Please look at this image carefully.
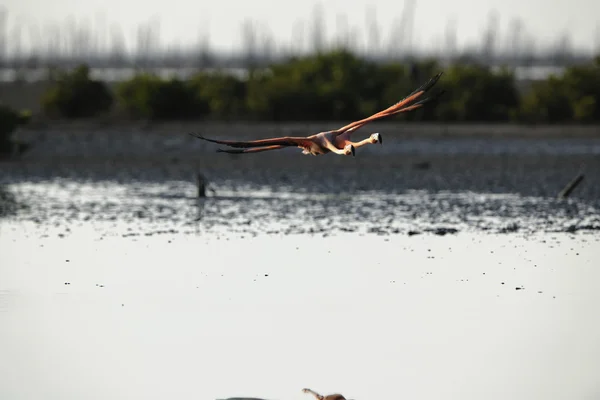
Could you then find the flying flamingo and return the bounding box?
[189,72,444,156]
[302,388,347,400]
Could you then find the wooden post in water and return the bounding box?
[558,173,584,199]
[197,173,207,198]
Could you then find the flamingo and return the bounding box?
[189,72,444,156]
[302,388,347,400]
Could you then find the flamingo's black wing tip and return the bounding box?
[413,89,447,107]
[189,132,205,140]
[216,148,243,154]
[417,71,445,94]
[428,71,444,86]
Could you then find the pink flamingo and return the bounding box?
[190,72,444,156]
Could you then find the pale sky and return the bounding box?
[1,0,599,55]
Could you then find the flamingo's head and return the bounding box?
[371,132,383,145]
[344,144,355,157]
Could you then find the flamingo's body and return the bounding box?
[302,388,347,400]
[190,72,445,156]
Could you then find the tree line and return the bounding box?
[21,50,600,123]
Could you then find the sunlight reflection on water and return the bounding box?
[2,179,599,239]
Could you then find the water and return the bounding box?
[2,180,600,237]
[2,227,600,400]
[1,127,600,400]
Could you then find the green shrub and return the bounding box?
[41,65,113,118]
[116,74,207,120]
[189,72,247,119]
[562,62,600,122]
[519,76,573,123]
[434,64,519,122]
[0,105,31,153]
[115,74,160,118]
[519,59,600,123]
[246,50,383,121]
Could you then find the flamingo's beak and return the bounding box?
[351,145,355,157]
[379,133,383,145]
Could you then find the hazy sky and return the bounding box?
[1,0,599,54]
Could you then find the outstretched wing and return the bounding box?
[216,145,286,154]
[334,72,444,135]
[189,132,312,149]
